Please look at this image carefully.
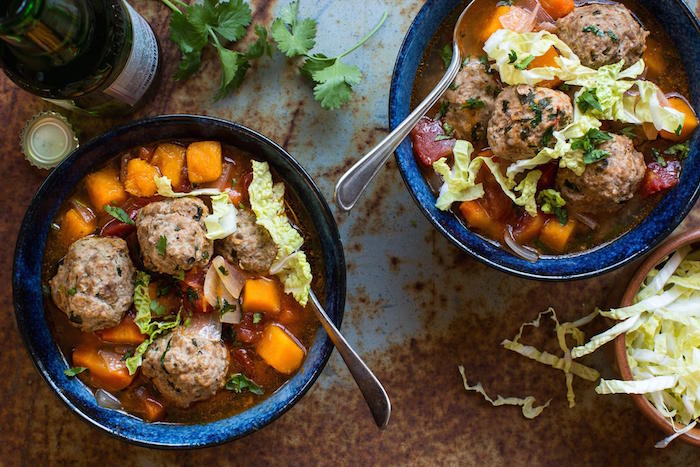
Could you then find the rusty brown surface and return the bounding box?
[1,0,699,465]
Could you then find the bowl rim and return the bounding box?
[11,114,346,449]
[388,0,700,281]
[614,228,700,447]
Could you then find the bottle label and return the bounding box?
[103,2,159,106]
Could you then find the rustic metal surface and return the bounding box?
[1,0,699,464]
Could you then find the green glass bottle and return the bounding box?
[0,0,161,115]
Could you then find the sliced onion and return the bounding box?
[500,6,536,32]
[505,226,540,262]
[212,256,246,299]
[185,310,222,340]
[220,301,242,325]
[657,89,671,108]
[269,251,299,275]
[536,21,557,33]
[573,212,598,230]
[70,199,96,224]
[95,389,122,410]
[203,265,220,308]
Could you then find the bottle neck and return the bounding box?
[0,0,89,66]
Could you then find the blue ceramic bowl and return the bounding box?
[12,115,346,448]
[390,0,700,280]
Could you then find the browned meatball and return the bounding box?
[557,3,648,70]
[442,59,501,142]
[215,210,277,274]
[136,198,213,276]
[50,236,135,332]
[556,134,646,213]
[142,326,229,408]
[487,85,573,161]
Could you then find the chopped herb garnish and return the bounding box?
[443,121,454,136]
[64,367,87,377]
[160,337,173,373]
[652,148,667,166]
[541,127,554,146]
[514,54,535,70]
[496,0,513,6]
[448,82,458,91]
[577,89,602,113]
[621,126,637,139]
[665,142,690,159]
[253,313,262,324]
[225,373,264,395]
[508,50,518,64]
[194,206,203,221]
[571,128,613,164]
[202,250,210,260]
[675,124,683,137]
[156,235,167,257]
[606,30,618,42]
[121,350,133,362]
[220,299,238,318]
[439,44,453,68]
[157,282,171,297]
[434,134,453,142]
[462,55,471,67]
[104,205,134,225]
[435,100,449,120]
[174,270,185,281]
[42,284,50,296]
[559,84,570,91]
[186,288,199,304]
[67,287,77,296]
[462,97,485,109]
[479,55,493,74]
[582,25,604,37]
[218,266,229,276]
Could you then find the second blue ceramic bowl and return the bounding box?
[12,115,346,448]
[389,0,700,280]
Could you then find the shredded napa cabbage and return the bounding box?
[432,141,541,215]
[572,248,700,444]
[458,366,550,419]
[204,193,238,240]
[248,160,312,306]
[125,309,181,375]
[153,175,222,198]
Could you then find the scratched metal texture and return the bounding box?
[1,0,699,464]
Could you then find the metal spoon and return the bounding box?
[308,290,391,428]
[334,7,471,211]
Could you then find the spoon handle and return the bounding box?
[308,291,391,429]
[334,43,462,211]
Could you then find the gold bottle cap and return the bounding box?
[21,111,79,169]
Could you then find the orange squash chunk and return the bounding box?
[529,47,563,88]
[72,344,136,391]
[186,141,222,183]
[539,218,576,252]
[58,208,96,247]
[95,316,146,345]
[459,200,504,240]
[540,0,575,19]
[85,167,127,211]
[481,5,511,43]
[243,278,281,314]
[256,324,305,374]
[660,97,698,142]
[124,158,159,197]
[151,143,186,188]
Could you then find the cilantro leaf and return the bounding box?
[253,312,262,324]
[174,50,203,81]
[299,53,332,80]
[104,205,134,225]
[508,50,517,64]
[246,24,274,60]
[64,367,87,377]
[462,97,485,110]
[311,60,362,110]
[440,44,453,68]
[665,142,690,159]
[270,14,317,57]
[583,149,610,164]
[577,89,603,113]
[514,55,534,70]
[212,0,252,42]
[169,8,208,55]
[225,373,264,395]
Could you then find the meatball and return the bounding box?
[556,134,645,213]
[136,198,213,275]
[557,3,648,70]
[142,326,229,408]
[443,59,501,142]
[487,85,573,161]
[215,210,277,274]
[50,236,135,332]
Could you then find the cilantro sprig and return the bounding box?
[162,0,273,99]
[270,1,388,110]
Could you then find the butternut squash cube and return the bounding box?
[187,141,222,183]
[256,324,305,374]
[58,208,96,247]
[72,344,136,391]
[85,167,127,211]
[152,143,186,188]
[124,158,159,197]
[243,278,281,314]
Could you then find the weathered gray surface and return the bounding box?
[0,0,698,464]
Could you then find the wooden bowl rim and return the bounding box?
[614,228,700,447]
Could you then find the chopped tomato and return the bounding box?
[409,116,455,167]
[641,160,681,196]
[100,218,135,238]
[537,162,558,190]
[179,267,211,313]
[478,165,514,222]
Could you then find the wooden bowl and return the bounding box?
[614,228,700,447]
